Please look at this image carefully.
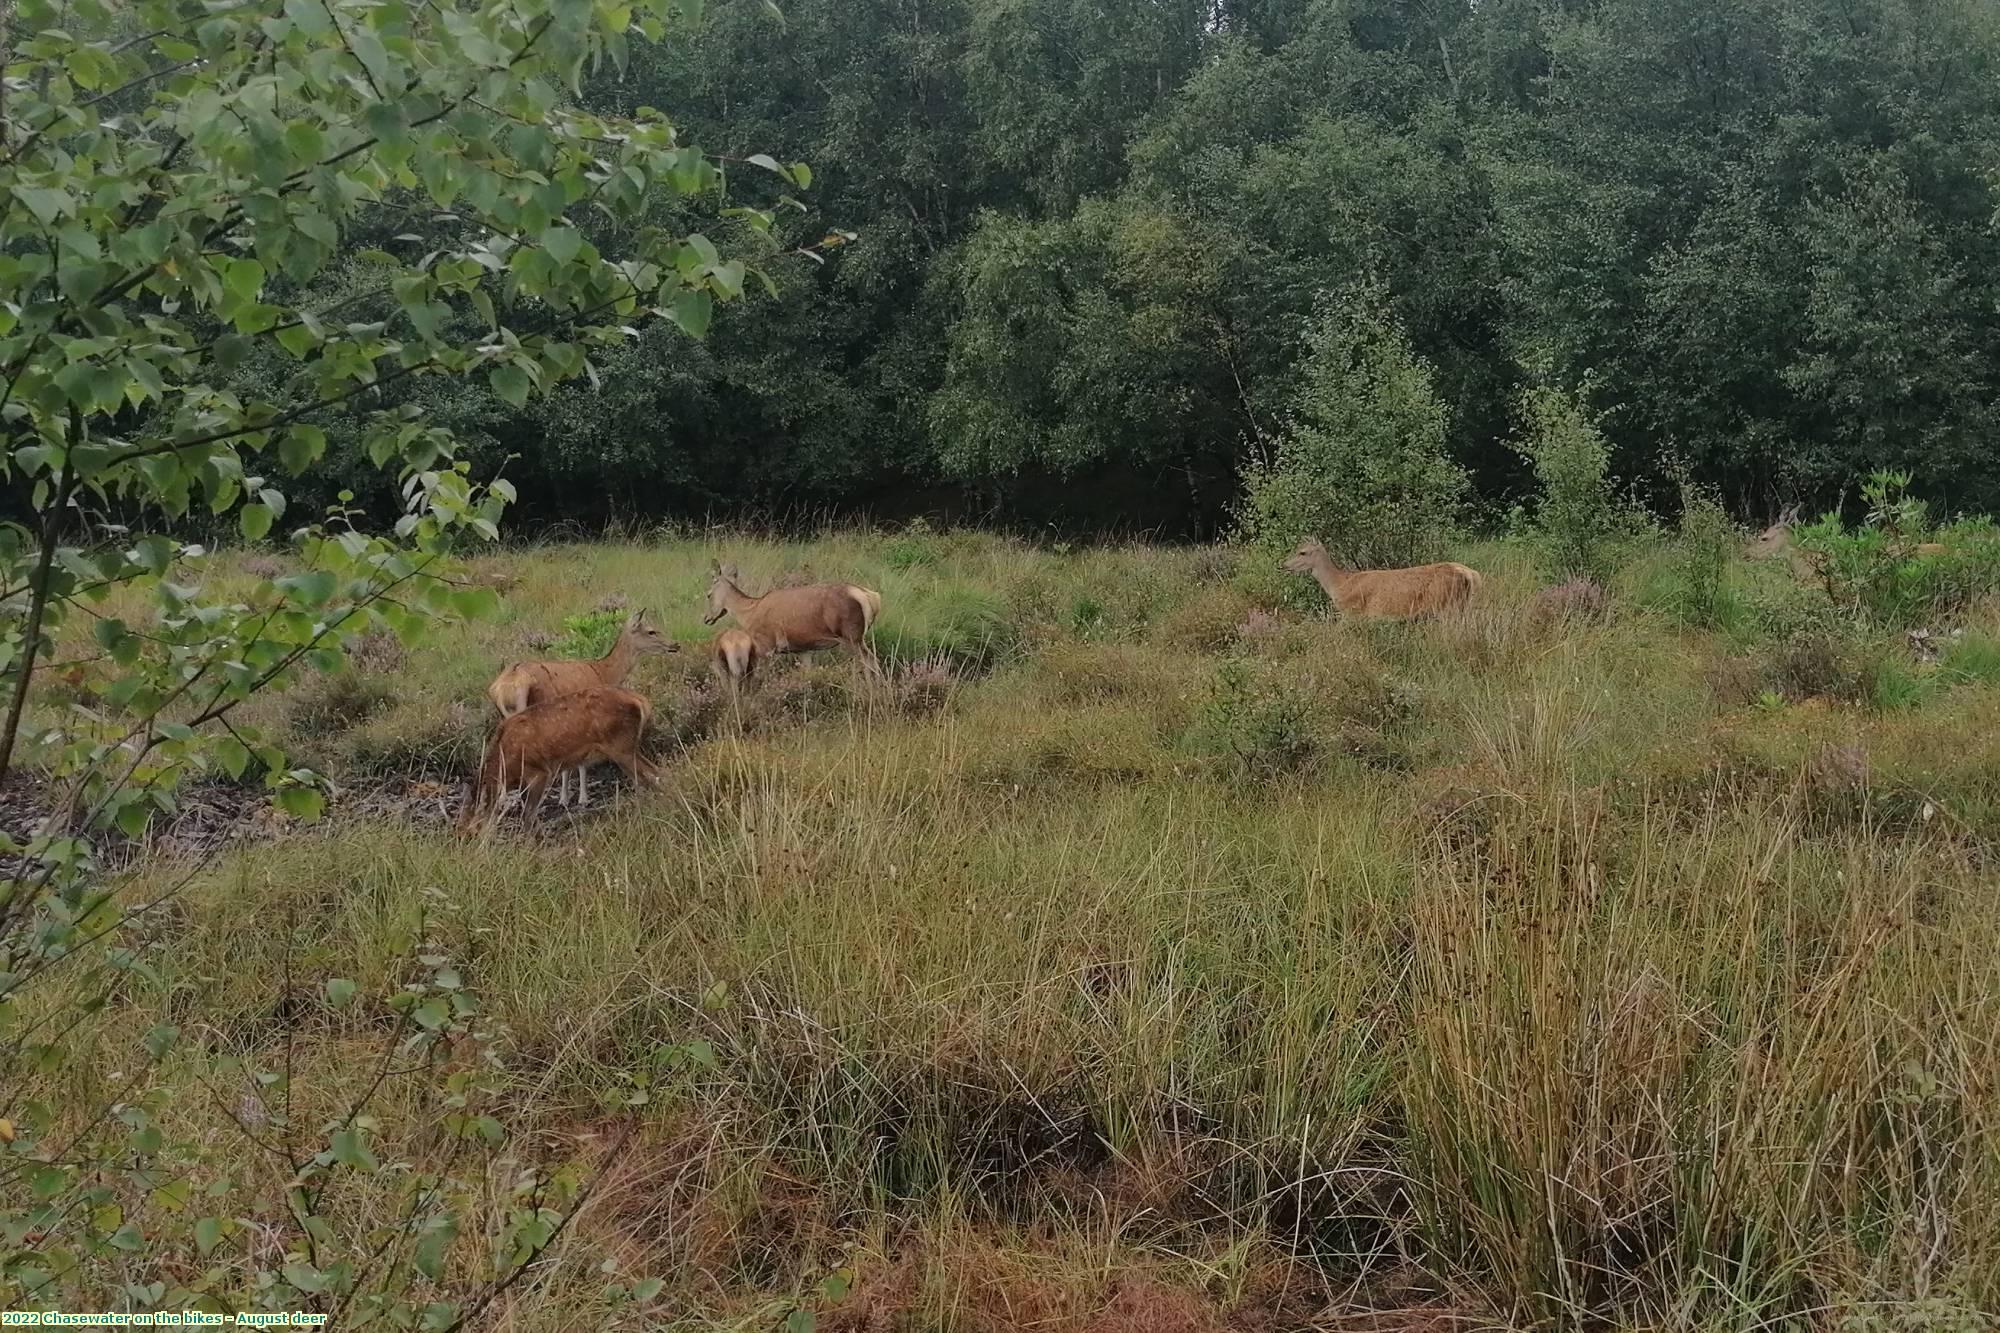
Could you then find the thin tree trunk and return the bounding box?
[0,457,74,787]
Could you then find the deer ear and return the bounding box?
[708,559,721,576]
[722,563,739,580]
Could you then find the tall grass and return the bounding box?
[22,530,2000,1329]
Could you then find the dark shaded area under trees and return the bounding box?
[231,0,2000,539]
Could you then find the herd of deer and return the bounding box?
[455,562,883,834]
[453,517,1858,834]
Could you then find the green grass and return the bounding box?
[22,530,2000,1329]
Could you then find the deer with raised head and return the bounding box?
[702,562,883,677]
[709,626,761,691]
[457,687,660,835]
[1281,538,1481,617]
[486,610,675,806]
[1750,504,1946,566]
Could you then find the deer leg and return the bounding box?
[575,763,590,809]
[519,771,554,826]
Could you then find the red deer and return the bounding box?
[1281,538,1481,617]
[710,626,761,691]
[702,562,883,678]
[486,610,675,805]
[457,687,659,835]
[1750,506,1945,566]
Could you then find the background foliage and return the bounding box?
[163,0,2000,535]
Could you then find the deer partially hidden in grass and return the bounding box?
[1281,538,1481,617]
[457,687,660,835]
[486,610,676,807]
[1748,504,1947,567]
[702,562,884,678]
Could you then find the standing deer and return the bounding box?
[1281,538,1482,617]
[486,610,676,806]
[457,687,660,835]
[702,562,883,678]
[709,626,761,691]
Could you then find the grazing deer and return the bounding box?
[1281,538,1481,617]
[486,610,676,806]
[702,562,883,678]
[709,626,761,691]
[457,687,659,836]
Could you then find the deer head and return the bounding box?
[703,562,742,625]
[1746,504,1801,560]
[1281,537,1333,576]
[623,609,678,655]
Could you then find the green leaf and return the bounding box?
[786,1310,816,1333]
[490,364,531,408]
[412,998,450,1030]
[670,288,712,339]
[195,1217,225,1257]
[450,586,501,619]
[116,800,151,840]
[13,186,72,225]
[414,1222,457,1281]
[280,425,327,474]
[631,1276,665,1303]
[276,323,320,358]
[543,227,582,264]
[220,257,266,303]
[325,978,357,1008]
[238,503,274,541]
[331,1127,379,1172]
[281,569,336,607]
[215,736,252,781]
[274,786,324,821]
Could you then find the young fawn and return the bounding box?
[1281,538,1481,617]
[486,609,675,805]
[457,687,659,836]
[702,562,883,678]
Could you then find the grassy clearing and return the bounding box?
[23,530,2000,1329]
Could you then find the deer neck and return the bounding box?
[595,629,638,685]
[720,581,759,619]
[1307,551,1352,596]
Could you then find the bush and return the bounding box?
[1793,472,2000,625]
[550,608,627,659]
[1510,386,1637,585]
[1183,658,1325,776]
[1665,480,1744,629]
[1237,285,1469,580]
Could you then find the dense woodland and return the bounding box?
[235,0,2000,535]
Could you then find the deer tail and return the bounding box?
[850,586,882,633]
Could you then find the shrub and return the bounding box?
[884,518,942,570]
[1665,480,1744,629]
[1793,473,2000,624]
[1183,659,1324,776]
[1762,626,1869,703]
[1510,386,1637,585]
[1237,284,1470,581]
[287,671,394,740]
[551,608,627,659]
[1528,578,1611,628]
[1940,631,2000,686]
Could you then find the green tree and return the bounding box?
[1238,286,1468,572]
[0,0,810,1313]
